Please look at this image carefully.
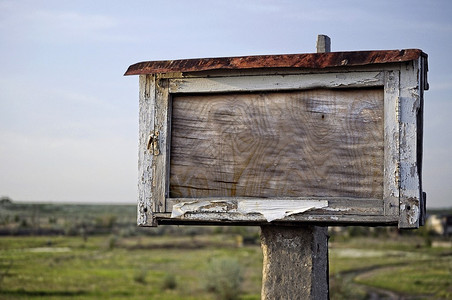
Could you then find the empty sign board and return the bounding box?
[125,49,428,228]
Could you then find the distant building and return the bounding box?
[427,214,452,236]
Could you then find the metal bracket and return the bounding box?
[147,130,160,155]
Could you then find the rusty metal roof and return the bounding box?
[124,49,426,76]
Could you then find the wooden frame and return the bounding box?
[136,58,427,228]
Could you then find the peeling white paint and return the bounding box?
[170,199,329,222]
[171,200,231,218]
[398,60,423,228]
[400,203,420,225]
[408,205,420,225]
[238,200,328,222]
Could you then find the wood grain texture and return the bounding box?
[137,75,156,226]
[153,77,170,213]
[383,71,400,217]
[169,89,384,200]
[169,72,383,94]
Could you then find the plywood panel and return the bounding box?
[170,89,384,199]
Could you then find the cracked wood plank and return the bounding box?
[398,60,423,228]
[138,75,156,226]
[169,72,383,94]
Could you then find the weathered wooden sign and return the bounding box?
[125,49,428,228]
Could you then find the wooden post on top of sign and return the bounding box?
[260,35,332,300]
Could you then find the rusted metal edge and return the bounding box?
[125,49,425,76]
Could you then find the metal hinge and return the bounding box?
[147,130,160,155]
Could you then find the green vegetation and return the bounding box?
[161,273,177,290]
[329,236,452,299]
[0,200,451,299]
[204,257,244,300]
[355,259,451,298]
[0,235,262,299]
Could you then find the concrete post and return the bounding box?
[260,225,329,299]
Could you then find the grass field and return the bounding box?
[0,201,451,299]
[0,234,263,300]
[0,234,451,299]
[329,236,452,299]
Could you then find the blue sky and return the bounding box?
[0,0,451,207]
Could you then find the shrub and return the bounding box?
[204,257,243,300]
[95,214,117,229]
[133,268,147,284]
[161,273,177,290]
[19,219,28,228]
[107,235,118,250]
[330,273,366,300]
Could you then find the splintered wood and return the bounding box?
[170,89,384,199]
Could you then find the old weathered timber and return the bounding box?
[137,75,156,226]
[170,89,384,199]
[127,48,428,228]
